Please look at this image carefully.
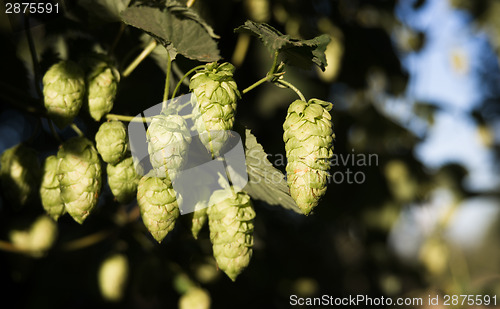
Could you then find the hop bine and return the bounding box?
[137,174,179,243]
[107,156,141,204]
[283,99,334,215]
[95,121,128,165]
[57,137,102,224]
[189,62,240,155]
[208,190,255,281]
[40,155,65,220]
[42,60,86,128]
[87,59,120,121]
[0,144,41,208]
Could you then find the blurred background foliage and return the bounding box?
[0,0,500,308]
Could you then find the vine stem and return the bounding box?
[70,123,84,137]
[48,120,62,143]
[171,65,205,99]
[122,40,157,77]
[24,14,42,100]
[241,51,280,95]
[276,79,306,101]
[106,113,151,123]
[108,23,125,57]
[162,52,172,110]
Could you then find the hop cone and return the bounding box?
[107,157,140,204]
[87,60,120,121]
[191,204,208,239]
[189,62,240,155]
[137,174,179,243]
[57,137,102,224]
[40,155,65,220]
[95,121,128,165]
[0,144,40,208]
[98,253,129,302]
[42,60,85,128]
[146,113,191,178]
[9,215,58,257]
[208,191,255,281]
[283,99,334,215]
[179,287,211,309]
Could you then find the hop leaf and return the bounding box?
[190,62,240,155]
[179,287,211,309]
[208,191,255,281]
[98,253,129,302]
[107,156,141,204]
[0,144,41,208]
[40,155,65,220]
[87,59,120,121]
[137,174,179,243]
[146,113,191,177]
[57,137,102,224]
[283,99,334,215]
[42,60,85,128]
[95,121,128,165]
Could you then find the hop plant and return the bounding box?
[40,155,65,220]
[146,113,191,178]
[0,144,41,208]
[208,190,255,281]
[283,99,334,215]
[189,62,240,155]
[179,287,211,309]
[191,203,208,239]
[137,174,179,243]
[87,59,120,121]
[107,156,141,204]
[95,121,128,165]
[57,137,102,224]
[9,215,58,257]
[42,60,86,128]
[98,253,129,302]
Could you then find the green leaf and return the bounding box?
[79,0,131,22]
[166,0,220,39]
[243,129,302,214]
[235,21,330,71]
[121,6,220,62]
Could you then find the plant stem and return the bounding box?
[70,123,84,137]
[276,79,306,101]
[48,120,62,143]
[162,52,172,110]
[122,40,157,77]
[106,113,151,123]
[242,75,270,94]
[269,51,279,75]
[108,23,125,57]
[171,65,205,99]
[24,14,42,99]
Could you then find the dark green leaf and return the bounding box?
[121,6,220,62]
[243,129,302,214]
[166,0,220,39]
[79,0,131,22]
[235,21,330,71]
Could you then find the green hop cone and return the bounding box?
[208,191,255,281]
[98,253,129,302]
[57,137,102,224]
[40,155,65,220]
[146,113,191,178]
[95,121,128,165]
[189,62,240,155]
[9,215,58,257]
[137,174,179,243]
[87,59,120,121]
[191,204,208,239]
[179,287,211,309]
[283,99,334,215]
[42,60,85,128]
[107,157,140,204]
[0,144,41,208]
